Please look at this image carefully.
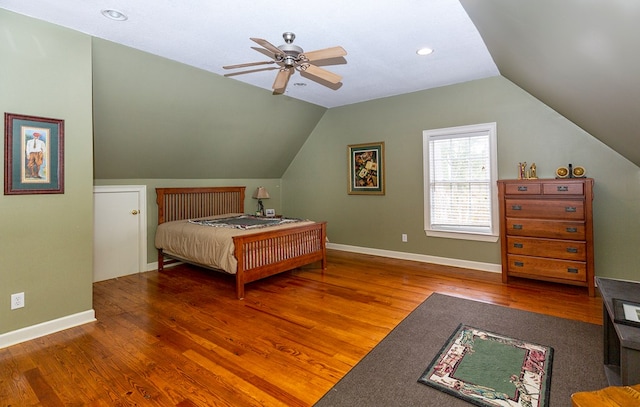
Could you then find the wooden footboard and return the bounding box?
[156,186,327,299]
[233,222,327,299]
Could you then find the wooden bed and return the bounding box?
[155,186,327,299]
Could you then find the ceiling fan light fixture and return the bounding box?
[101,9,128,21]
[282,32,296,44]
[417,47,434,56]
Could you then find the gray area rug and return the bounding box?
[315,293,607,406]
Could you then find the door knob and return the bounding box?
[131,210,139,215]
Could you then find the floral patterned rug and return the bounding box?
[418,324,553,407]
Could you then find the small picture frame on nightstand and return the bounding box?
[265,208,276,217]
[613,298,640,328]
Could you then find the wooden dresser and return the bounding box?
[497,178,595,296]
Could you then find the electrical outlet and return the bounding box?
[402,234,408,242]
[11,292,24,310]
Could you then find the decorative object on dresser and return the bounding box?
[497,178,595,296]
[518,162,537,179]
[572,165,586,178]
[155,186,327,299]
[556,164,586,179]
[555,166,569,179]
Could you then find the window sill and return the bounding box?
[425,230,499,243]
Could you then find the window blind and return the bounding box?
[428,133,491,232]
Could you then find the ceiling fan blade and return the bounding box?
[223,60,275,70]
[301,46,347,62]
[250,37,284,57]
[223,66,279,77]
[273,68,293,93]
[301,64,342,84]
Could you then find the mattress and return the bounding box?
[155,213,314,274]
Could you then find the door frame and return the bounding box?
[93,185,147,276]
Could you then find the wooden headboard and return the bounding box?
[156,186,246,224]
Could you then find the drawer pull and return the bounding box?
[566,247,578,253]
[513,224,523,230]
[517,186,528,192]
[514,261,524,267]
[513,243,523,249]
[566,227,578,233]
[567,268,579,274]
[565,206,577,212]
[557,186,569,192]
[512,205,522,211]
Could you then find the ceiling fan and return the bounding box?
[223,32,347,94]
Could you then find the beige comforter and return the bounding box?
[155,213,314,274]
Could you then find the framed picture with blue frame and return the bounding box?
[348,141,385,195]
[4,112,64,195]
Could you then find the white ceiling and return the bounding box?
[0,0,499,108]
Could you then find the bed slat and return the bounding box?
[233,222,327,298]
[157,187,245,224]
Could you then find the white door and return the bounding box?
[93,186,147,282]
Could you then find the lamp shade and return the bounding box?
[252,187,270,199]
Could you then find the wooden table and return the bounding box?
[596,277,640,386]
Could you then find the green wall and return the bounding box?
[0,10,94,334]
[91,38,327,180]
[282,76,640,281]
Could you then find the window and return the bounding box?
[423,123,498,242]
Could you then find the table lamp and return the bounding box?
[252,187,270,216]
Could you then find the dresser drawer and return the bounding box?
[505,199,585,220]
[542,182,584,195]
[506,236,586,261]
[503,181,584,196]
[505,182,541,195]
[507,255,586,282]
[505,218,586,240]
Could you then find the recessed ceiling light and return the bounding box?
[101,9,128,21]
[417,47,434,56]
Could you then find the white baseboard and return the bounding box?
[327,243,501,273]
[0,309,96,349]
[148,246,501,274]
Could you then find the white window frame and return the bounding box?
[422,122,499,242]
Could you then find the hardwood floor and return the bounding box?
[0,250,602,406]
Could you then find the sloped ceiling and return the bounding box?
[91,38,328,179]
[460,0,640,167]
